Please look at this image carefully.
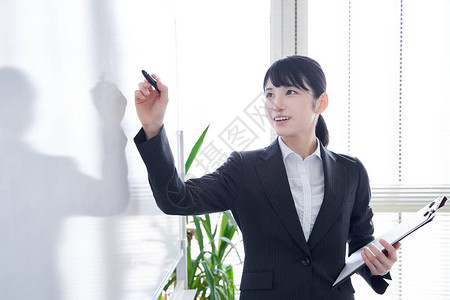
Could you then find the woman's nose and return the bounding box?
[268,96,284,111]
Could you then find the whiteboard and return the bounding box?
[0,1,181,299]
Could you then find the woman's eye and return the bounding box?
[265,93,273,98]
[286,90,297,95]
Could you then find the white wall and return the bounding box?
[0,1,181,299]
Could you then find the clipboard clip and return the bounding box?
[424,196,447,218]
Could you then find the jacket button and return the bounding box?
[300,257,311,266]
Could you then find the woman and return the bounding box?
[134,55,400,299]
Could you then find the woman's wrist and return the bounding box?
[143,123,163,140]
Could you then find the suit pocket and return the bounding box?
[239,270,273,291]
[338,280,355,294]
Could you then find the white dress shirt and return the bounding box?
[278,137,325,241]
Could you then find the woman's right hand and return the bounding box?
[134,74,168,139]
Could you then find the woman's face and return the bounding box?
[264,79,318,140]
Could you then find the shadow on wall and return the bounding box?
[0,67,130,300]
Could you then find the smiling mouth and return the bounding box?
[274,116,291,122]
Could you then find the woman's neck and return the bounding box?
[280,134,318,160]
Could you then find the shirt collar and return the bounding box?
[278,136,322,161]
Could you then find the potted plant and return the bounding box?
[158,126,242,300]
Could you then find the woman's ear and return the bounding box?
[315,92,328,114]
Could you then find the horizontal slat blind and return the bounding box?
[353,212,450,299]
[371,185,450,212]
[307,0,450,298]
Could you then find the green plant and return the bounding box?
[186,210,241,300]
[158,125,242,300]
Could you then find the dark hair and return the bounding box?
[263,55,329,147]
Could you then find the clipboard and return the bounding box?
[331,195,448,290]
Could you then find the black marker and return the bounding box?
[142,70,160,93]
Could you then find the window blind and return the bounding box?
[307,0,450,298]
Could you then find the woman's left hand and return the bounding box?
[361,238,401,276]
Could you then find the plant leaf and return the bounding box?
[215,286,228,299]
[193,216,204,251]
[201,261,217,300]
[218,213,236,260]
[185,125,210,173]
[186,245,192,286]
[201,215,217,266]
[190,250,207,276]
[203,215,213,240]
[218,236,243,264]
[225,265,235,299]
[224,210,239,233]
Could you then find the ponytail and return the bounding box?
[315,114,329,147]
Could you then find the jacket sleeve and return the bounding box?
[134,126,242,215]
[349,157,391,294]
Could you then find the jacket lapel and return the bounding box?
[256,139,310,255]
[307,143,347,251]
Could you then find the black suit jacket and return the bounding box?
[135,126,390,300]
